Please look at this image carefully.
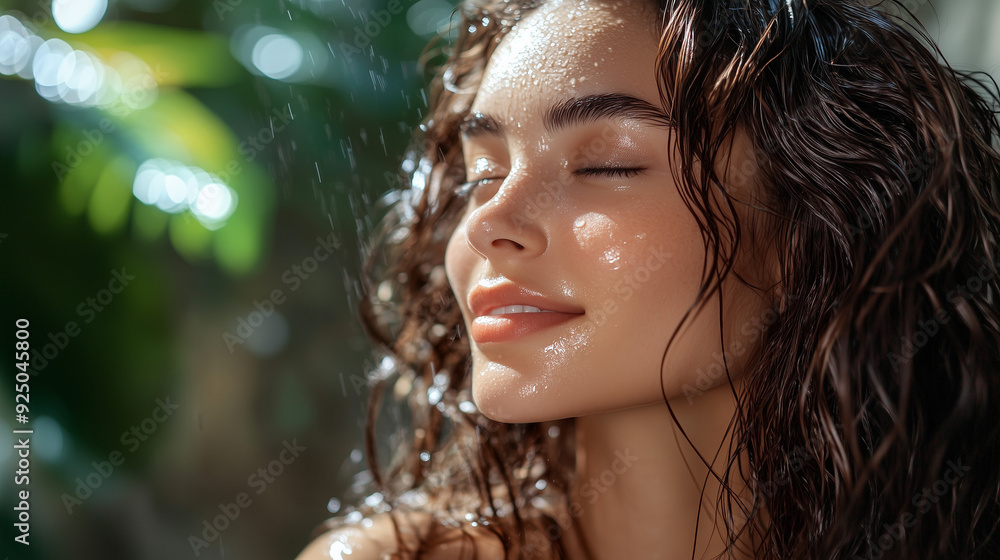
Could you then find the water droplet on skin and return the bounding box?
[329,538,353,559]
[604,248,620,265]
[474,157,492,174]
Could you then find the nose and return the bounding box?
[463,170,549,261]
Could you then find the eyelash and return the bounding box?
[577,167,645,178]
[456,167,646,196]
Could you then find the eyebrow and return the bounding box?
[459,93,673,140]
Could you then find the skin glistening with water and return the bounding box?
[297,1,775,558]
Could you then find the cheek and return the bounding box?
[571,204,706,326]
[569,202,721,392]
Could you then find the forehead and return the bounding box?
[472,0,662,117]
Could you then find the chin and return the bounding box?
[472,387,538,424]
[471,379,633,424]
[468,360,573,423]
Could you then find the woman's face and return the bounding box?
[444,0,774,423]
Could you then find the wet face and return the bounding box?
[444,0,774,423]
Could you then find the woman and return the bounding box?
[298,0,1000,558]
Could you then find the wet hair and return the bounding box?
[321,0,1000,558]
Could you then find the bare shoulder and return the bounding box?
[295,510,506,560]
[294,513,398,560]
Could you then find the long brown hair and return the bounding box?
[329,0,1000,558]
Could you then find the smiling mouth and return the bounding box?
[487,305,554,315]
[471,308,584,343]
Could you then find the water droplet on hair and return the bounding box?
[364,492,384,508]
[459,400,477,413]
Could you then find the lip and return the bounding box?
[467,283,584,343]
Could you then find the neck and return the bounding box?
[562,383,751,560]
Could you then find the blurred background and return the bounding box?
[0,0,996,559]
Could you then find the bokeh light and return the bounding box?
[132,158,238,228]
[251,33,303,80]
[1,19,160,111]
[0,15,34,76]
[231,25,325,83]
[407,0,454,36]
[52,0,109,34]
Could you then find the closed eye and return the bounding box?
[456,177,502,197]
[575,167,646,179]
[456,167,645,197]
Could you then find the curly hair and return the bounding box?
[320,0,1000,558]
